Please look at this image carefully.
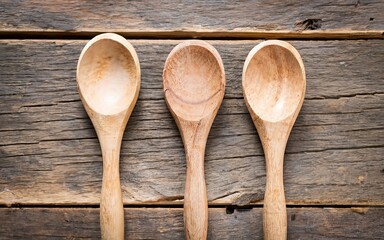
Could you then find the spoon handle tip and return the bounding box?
[100,147,124,240]
[184,151,208,240]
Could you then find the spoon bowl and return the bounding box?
[243,40,305,240]
[77,34,140,115]
[163,40,225,240]
[243,42,305,122]
[77,33,140,240]
[164,41,225,121]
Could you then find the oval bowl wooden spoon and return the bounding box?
[163,40,225,240]
[77,33,140,240]
[242,40,306,240]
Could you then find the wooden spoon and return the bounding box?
[242,40,306,240]
[77,33,140,239]
[163,40,225,240]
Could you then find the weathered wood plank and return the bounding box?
[0,40,383,205]
[0,40,382,101]
[0,207,383,239]
[0,1,383,39]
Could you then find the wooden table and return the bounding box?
[0,1,383,239]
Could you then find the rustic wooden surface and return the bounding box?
[0,0,383,238]
[0,0,383,38]
[1,40,383,206]
[1,207,383,239]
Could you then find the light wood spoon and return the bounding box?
[163,40,225,240]
[77,33,140,239]
[242,40,306,240]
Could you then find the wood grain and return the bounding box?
[0,1,383,39]
[0,207,383,239]
[0,40,383,206]
[77,33,141,240]
[163,40,226,240]
[243,40,307,239]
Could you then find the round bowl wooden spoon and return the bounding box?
[242,40,306,240]
[163,40,225,240]
[77,33,140,240]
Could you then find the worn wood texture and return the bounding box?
[0,40,383,206]
[0,207,383,239]
[0,1,383,38]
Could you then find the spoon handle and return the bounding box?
[263,139,287,240]
[100,147,124,240]
[184,149,208,240]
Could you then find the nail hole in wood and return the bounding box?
[295,19,322,31]
[226,206,235,214]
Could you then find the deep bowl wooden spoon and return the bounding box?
[163,40,225,240]
[77,33,140,239]
[242,40,306,240]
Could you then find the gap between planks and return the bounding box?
[2,202,384,208]
[0,30,383,40]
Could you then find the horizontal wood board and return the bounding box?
[0,207,383,239]
[0,1,383,38]
[0,40,383,206]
